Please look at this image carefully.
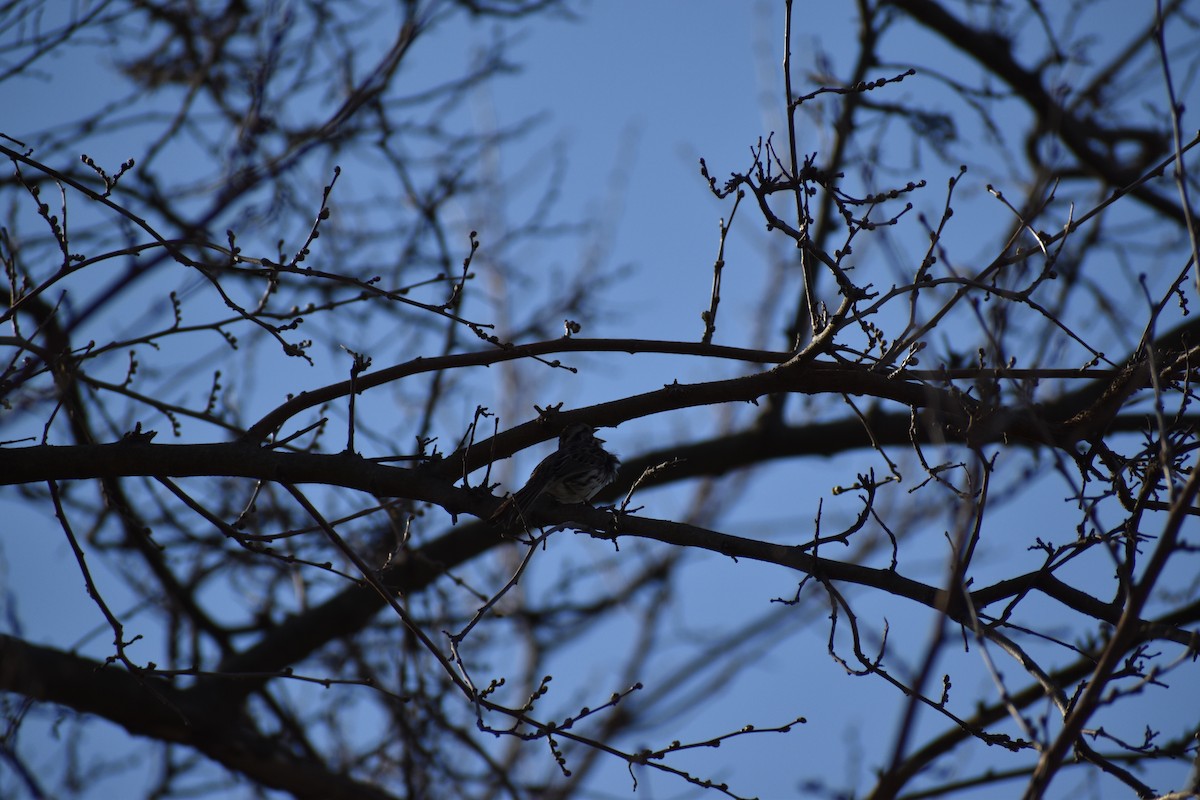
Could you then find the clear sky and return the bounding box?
[2,1,1197,798]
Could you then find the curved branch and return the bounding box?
[0,635,400,800]
[887,0,1192,224]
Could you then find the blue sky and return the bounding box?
[2,1,1198,798]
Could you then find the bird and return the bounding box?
[488,423,620,529]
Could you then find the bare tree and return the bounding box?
[2,1,1198,799]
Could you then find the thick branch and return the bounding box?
[0,441,471,512]
[0,635,399,800]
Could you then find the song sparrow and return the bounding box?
[489,423,620,528]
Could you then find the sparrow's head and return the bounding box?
[559,423,601,446]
